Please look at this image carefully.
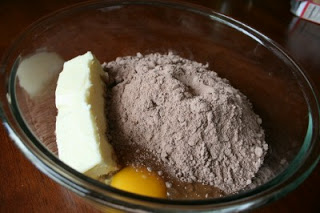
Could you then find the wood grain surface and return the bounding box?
[0,0,319,212]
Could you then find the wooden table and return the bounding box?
[0,0,319,212]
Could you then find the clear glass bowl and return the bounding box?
[0,0,319,212]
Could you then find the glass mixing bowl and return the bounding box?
[0,0,319,212]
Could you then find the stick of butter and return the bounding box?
[55,51,118,179]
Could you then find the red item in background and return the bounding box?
[291,0,320,24]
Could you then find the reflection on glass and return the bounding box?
[17,51,64,98]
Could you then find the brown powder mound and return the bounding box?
[103,52,268,194]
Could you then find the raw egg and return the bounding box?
[110,166,166,198]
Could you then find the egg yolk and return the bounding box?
[110,166,166,198]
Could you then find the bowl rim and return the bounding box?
[1,0,319,211]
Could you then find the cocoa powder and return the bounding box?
[103,52,268,194]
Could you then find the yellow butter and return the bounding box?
[55,51,118,179]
